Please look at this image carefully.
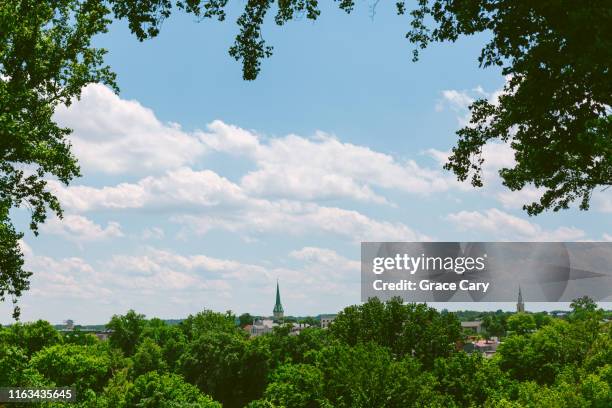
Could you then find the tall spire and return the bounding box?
[517,286,525,313]
[273,279,284,321]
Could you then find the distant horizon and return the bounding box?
[6,301,611,327]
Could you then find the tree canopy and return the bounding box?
[0,299,610,407]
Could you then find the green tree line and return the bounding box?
[1,297,610,407]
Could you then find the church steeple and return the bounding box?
[273,280,284,321]
[517,286,525,313]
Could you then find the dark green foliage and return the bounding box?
[0,320,63,356]
[257,363,330,408]
[107,309,147,356]
[124,372,222,407]
[329,297,462,367]
[254,343,448,407]
[180,329,269,407]
[29,343,112,393]
[179,309,239,341]
[239,312,255,327]
[63,330,100,346]
[131,337,166,377]
[0,298,610,407]
[506,312,536,335]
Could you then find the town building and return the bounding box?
[320,314,336,329]
[471,339,500,358]
[250,319,277,337]
[461,320,483,334]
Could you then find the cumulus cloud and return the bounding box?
[173,201,425,242]
[446,208,586,241]
[41,214,123,243]
[56,86,459,204]
[22,248,110,300]
[495,187,544,210]
[17,241,360,316]
[435,90,475,125]
[49,167,245,212]
[199,121,458,204]
[594,192,612,213]
[50,166,426,242]
[141,227,165,240]
[54,84,206,174]
[289,247,360,282]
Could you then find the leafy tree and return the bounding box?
[0,320,63,356]
[497,318,594,385]
[506,312,536,335]
[141,318,187,371]
[0,342,47,387]
[533,312,552,329]
[330,297,462,367]
[124,372,221,408]
[433,352,516,407]
[180,330,266,408]
[253,326,329,371]
[131,337,166,378]
[63,330,99,346]
[107,310,147,356]
[406,1,612,215]
[179,309,240,341]
[569,296,604,323]
[239,312,255,328]
[254,363,331,408]
[0,205,30,320]
[579,371,611,408]
[29,343,112,394]
[481,313,507,338]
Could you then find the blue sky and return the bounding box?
[3,3,610,324]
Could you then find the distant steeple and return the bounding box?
[273,280,284,321]
[517,286,525,313]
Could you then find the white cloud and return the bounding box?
[22,248,110,300]
[435,90,474,125]
[199,121,457,203]
[141,227,165,240]
[49,167,245,212]
[594,192,612,213]
[446,208,586,241]
[55,84,206,174]
[289,247,360,281]
[48,180,147,212]
[173,202,426,242]
[41,214,123,242]
[51,167,426,242]
[56,87,459,204]
[17,241,360,314]
[495,187,544,210]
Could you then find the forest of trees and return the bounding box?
[1,297,610,407]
